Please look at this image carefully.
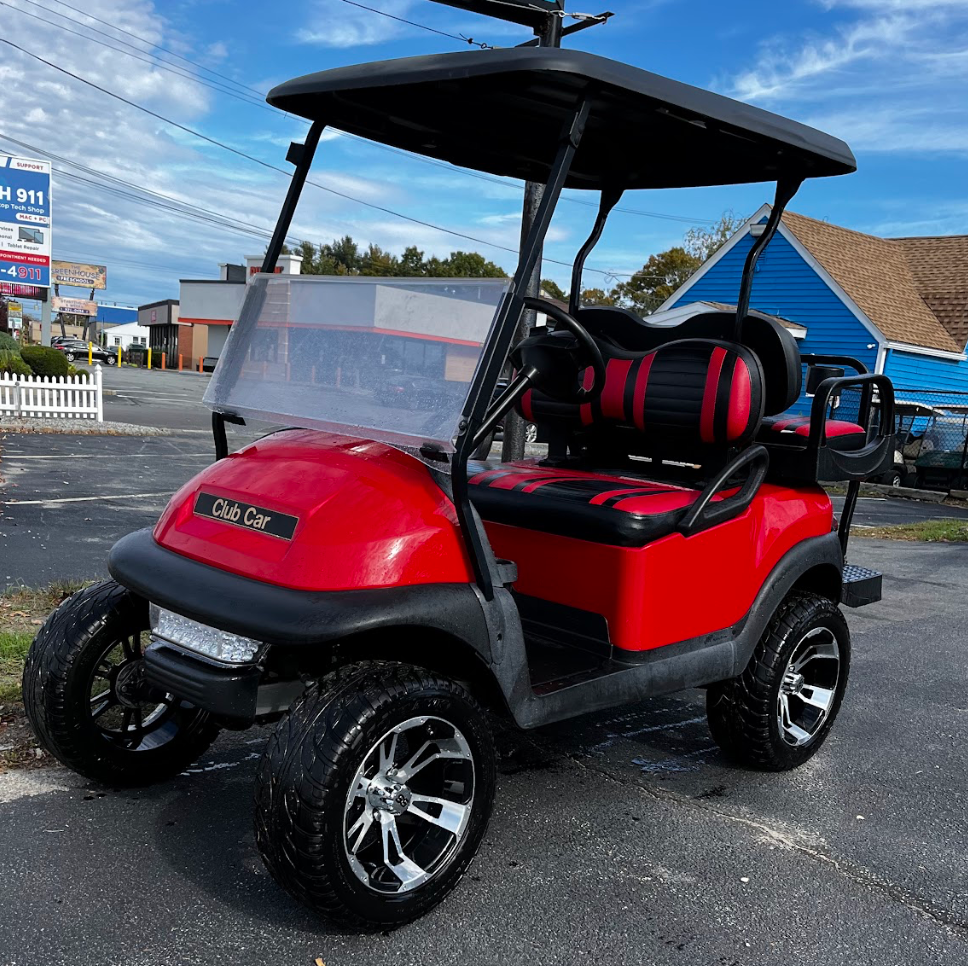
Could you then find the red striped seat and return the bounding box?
[518,338,764,452]
[467,460,728,546]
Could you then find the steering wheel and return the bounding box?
[520,296,607,403]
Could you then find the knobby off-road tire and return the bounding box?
[706,593,850,771]
[254,661,496,929]
[22,580,220,786]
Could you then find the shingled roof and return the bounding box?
[893,235,968,351]
[780,210,963,354]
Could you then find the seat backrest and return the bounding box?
[519,337,765,455]
[577,306,801,416]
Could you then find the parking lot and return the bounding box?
[2,371,968,965]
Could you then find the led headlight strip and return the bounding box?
[149,604,263,665]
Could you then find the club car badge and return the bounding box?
[194,492,298,540]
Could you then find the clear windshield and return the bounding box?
[204,275,510,467]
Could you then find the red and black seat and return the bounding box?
[468,460,728,547]
[468,337,764,545]
[519,337,764,456]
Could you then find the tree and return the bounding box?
[579,287,616,307]
[684,210,743,263]
[540,278,566,301]
[359,243,399,276]
[291,236,507,279]
[399,246,426,276]
[612,247,701,315]
[296,240,318,274]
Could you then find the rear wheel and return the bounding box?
[65,351,76,361]
[22,580,220,786]
[254,661,496,928]
[706,593,850,771]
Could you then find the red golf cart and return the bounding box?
[24,47,894,927]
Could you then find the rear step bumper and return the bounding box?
[842,564,882,607]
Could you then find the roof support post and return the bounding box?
[502,7,566,463]
[454,97,592,599]
[734,176,802,340]
[261,120,326,274]
[569,186,623,317]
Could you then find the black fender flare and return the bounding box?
[108,529,494,658]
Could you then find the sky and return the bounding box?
[0,0,966,310]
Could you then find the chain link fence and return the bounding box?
[830,387,968,494]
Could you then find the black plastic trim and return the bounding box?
[144,642,261,720]
[109,529,492,656]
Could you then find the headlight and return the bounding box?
[149,604,263,665]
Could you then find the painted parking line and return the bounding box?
[4,454,211,460]
[5,492,173,505]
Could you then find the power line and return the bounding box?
[0,134,303,248]
[0,38,676,282]
[336,0,492,48]
[3,0,276,114]
[9,0,714,227]
[45,0,267,99]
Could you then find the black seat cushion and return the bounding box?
[518,338,764,456]
[468,460,728,547]
[577,306,802,416]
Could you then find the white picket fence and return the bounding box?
[0,363,103,421]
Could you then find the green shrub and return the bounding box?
[0,332,19,352]
[21,345,69,378]
[0,354,32,376]
[66,365,90,381]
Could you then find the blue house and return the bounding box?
[662,207,968,404]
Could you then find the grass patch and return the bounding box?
[0,581,89,695]
[860,519,968,542]
[0,582,89,771]
[0,632,32,703]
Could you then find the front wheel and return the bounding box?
[706,593,850,771]
[22,580,220,786]
[254,662,496,929]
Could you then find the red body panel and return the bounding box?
[483,482,833,652]
[153,430,473,591]
[153,429,831,652]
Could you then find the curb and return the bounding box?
[863,484,947,504]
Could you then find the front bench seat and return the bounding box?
[468,337,765,546]
[468,460,729,547]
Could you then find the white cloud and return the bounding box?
[0,0,408,304]
[297,0,417,47]
[721,0,968,158]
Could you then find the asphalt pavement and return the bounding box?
[1,537,967,965]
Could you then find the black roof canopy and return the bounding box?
[267,48,856,191]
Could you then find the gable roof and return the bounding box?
[892,235,968,350]
[780,211,961,354]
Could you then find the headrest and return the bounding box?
[519,337,765,451]
[576,306,801,416]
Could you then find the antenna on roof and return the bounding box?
[427,0,614,460]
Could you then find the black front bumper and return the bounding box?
[145,642,261,720]
[108,528,491,652]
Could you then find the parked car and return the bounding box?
[52,339,118,365]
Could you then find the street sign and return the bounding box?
[0,155,51,288]
[52,295,97,316]
[51,260,106,290]
[7,300,23,330]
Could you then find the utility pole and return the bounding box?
[428,0,611,460]
[501,9,564,462]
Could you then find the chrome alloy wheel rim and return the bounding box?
[777,627,841,747]
[343,716,475,894]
